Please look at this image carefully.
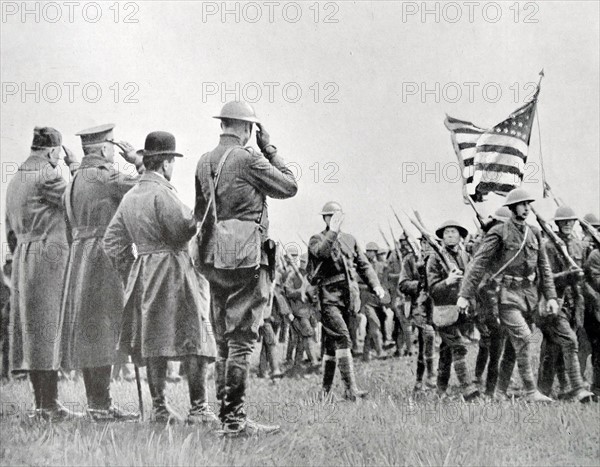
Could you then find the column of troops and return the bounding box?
[1,101,599,437]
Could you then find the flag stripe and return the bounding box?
[476,133,529,155]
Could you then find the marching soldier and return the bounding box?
[537,206,595,402]
[426,220,478,400]
[60,124,142,421]
[583,214,600,397]
[284,252,320,375]
[457,188,558,402]
[194,101,297,436]
[399,236,436,390]
[4,127,81,419]
[104,131,217,424]
[361,242,387,361]
[473,207,511,397]
[307,202,385,400]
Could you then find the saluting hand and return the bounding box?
[445,269,463,286]
[256,123,270,152]
[329,211,344,233]
[546,298,559,316]
[62,145,79,166]
[114,140,138,164]
[374,286,386,300]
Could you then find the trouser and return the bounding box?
[321,303,353,357]
[348,313,361,352]
[29,370,59,410]
[1,302,9,379]
[258,322,281,377]
[207,266,270,425]
[538,339,568,395]
[436,324,472,392]
[286,323,299,362]
[496,305,536,395]
[83,366,112,409]
[415,325,435,382]
[363,304,384,355]
[394,310,414,355]
[538,313,586,395]
[577,326,592,378]
[584,313,600,393]
[475,322,506,395]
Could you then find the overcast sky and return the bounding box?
[2,1,599,255]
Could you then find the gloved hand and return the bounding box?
[256,123,271,152]
[546,298,559,316]
[113,140,138,164]
[457,296,470,313]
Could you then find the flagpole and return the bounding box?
[534,70,562,207]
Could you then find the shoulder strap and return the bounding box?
[64,172,79,227]
[198,146,239,228]
[489,224,529,281]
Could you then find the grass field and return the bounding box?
[1,333,599,467]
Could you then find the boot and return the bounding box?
[570,388,597,403]
[304,338,320,374]
[214,359,227,422]
[322,355,337,396]
[453,347,480,401]
[523,390,553,403]
[267,344,283,379]
[220,358,279,436]
[166,361,182,383]
[516,343,537,396]
[84,366,138,422]
[186,356,219,426]
[336,349,367,401]
[147,358,181,424]
[30,371,83,421]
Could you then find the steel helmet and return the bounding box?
[319,201,343,215]
[435,220,469,239]
[213,101,260,124]
[492,206,512,222]
[503,188,535,207]
[554,205,578,222]
[583,213,600,227]
[365,242,380,251]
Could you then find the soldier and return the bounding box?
[582,214,600,397]
[399,236,436,391]
[4,127,81,419]
[284,252,320,376]
[60,124,142,421]
[427,220,479,400]
[395,235,417,357]
[473,207,511,397]
[457,188,558,402]
[104,131,217,424]
[307,202,385,400]
[194,101,297,436]
[537,206,595,402]
[360,242,388,361]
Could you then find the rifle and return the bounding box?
[378,225,392,250]
[298,235,309,249]
[388,221,403,262]
[404,211,458,274]
[580,217,600,250]
[390,205,420,259]
[531,207,580,270]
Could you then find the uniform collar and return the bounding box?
[20,154,52,170]
[219,133,243,147]
[79,154,112,169]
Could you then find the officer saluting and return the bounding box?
[307,202,385,400]
[61,124,141,421]
[194,101,297,436]
[457,188,558,402]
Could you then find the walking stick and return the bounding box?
[134,364,144,420]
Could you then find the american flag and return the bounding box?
[444,115,486,198]
[445,87,539,202]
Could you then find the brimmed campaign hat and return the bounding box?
[436,220,469,239]
[31,126,62,149]
[136,131,183,158]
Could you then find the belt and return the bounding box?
[501,273,537,288]
[136,244,187,255]
[321,273,346,286]
[72,226,106,240]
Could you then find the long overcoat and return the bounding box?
[4,155,69,370]
[60,155,137,369]
[103,171,216,362]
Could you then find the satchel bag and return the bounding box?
[198,146,265,270]
[432,304,460,328]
